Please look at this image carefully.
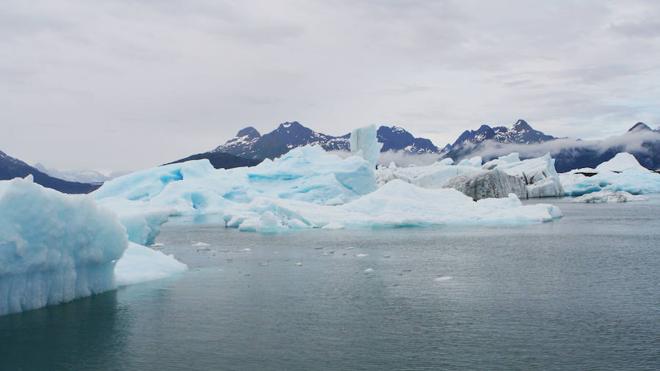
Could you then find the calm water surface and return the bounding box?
[1,197,659,370]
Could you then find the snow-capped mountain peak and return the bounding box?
[445,119,556,161]
[512,119,532,131]
[377,125,439,153]
[212,122,441,160]
[236,126,261,139]
[1,150,100,193]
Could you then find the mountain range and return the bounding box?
[3,119,659,194]
[0,151,101,194]
[442,120,660,172]
[211,121,439,160]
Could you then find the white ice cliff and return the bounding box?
[350,125,383,168]
[0,178,186,316]
[560,153,660,196]
[483,153,564,198]
[443,169,528,201]
[376,152,564,199]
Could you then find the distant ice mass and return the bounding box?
[377,151,564,199]
[93,142,562,240]
[572,190,649,203]
[561,153,660,196]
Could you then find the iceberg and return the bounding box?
[0,178,126,316]
[376,159,483,189]
[114,243,187,287]
[95,146,378,243]
[94,143,562,236]
[595,152,649,173]
[482,153,564,198]
[222,180,561,232]
[350,125,383,168]
[376,152,564,199]
[572,190,649,203]
[443,169,527,201]
[0,178,187,316]
[560,153,660,196]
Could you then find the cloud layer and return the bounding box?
[2,0,660,171]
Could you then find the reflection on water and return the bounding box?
[0,291,122,369]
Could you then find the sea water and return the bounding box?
[1,197,659,370]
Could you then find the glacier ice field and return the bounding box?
[2,127,660,315]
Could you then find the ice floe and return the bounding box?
[571,190,649,203]
[114,243,187,286]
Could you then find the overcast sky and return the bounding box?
[2,0,660,171]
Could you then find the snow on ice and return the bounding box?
[560,153,660,196]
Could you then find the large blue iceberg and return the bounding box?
[0,179,126,316]
[0,178,186,316]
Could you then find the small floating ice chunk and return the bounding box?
[572,190,649,203]
[295,262,303,266]
[241,248,252,252]
[356,253,369,258]
[192,241,210,247]
[115,243,188,286]
[364,268,374,273]
[322,222,344,230]
[434,276,453,282]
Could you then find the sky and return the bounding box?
[2,0,660,172]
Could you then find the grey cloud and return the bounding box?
[1,0,659,171]
[610,21,660,39]
[470,131,660,162]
